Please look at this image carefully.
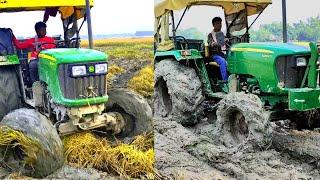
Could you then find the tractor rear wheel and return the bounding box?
[215,92,272,148]
[105,88,153,137]
[0,66,23,120]
[154,59,204,126]
[0,108,64,178]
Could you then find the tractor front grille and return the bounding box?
[276,56,309,88]
[58,64,107,99]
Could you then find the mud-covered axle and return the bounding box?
[58,104,126,136]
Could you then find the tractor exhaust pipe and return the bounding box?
[85,0,94,49]
[282,0,288,43]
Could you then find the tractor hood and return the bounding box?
[231,42,310,56]
[155,0,272,17]
[39,48,108,64]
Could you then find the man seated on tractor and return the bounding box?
[207,17,228,81]
[12,21,56,85]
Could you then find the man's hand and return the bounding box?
[209,41,219,47]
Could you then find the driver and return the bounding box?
[12,21,55,85]
[207,17,228,81]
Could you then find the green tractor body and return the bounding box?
[38,48,108,107]
[0,1,152,137]
[228,42,320,111]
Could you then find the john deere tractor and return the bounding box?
[154,0,320,147]
[0,0,152,177]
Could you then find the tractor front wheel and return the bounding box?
[105,88,153,137]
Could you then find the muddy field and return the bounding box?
[155,108,320,179]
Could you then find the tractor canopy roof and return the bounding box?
[0,0,94,19]
[155,0,272,17]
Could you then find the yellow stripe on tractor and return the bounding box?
[38,54,56,62]
[231,47,274,54]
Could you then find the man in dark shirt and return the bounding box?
[12,21,56,85]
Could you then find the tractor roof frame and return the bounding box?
[155,0,272,41]
[0,0,95,49]
[155,0,272,18]
[0,0,93,13]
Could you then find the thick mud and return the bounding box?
[154,118,228,179]
[155,93,320,179]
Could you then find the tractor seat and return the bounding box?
[0,28,15,55]
[208,61,220,67]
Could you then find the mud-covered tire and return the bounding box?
[154,59,204,126]
[0,66,22,120]
[105,88,153,137]
[215,92,272,148]
[0,108,64,178]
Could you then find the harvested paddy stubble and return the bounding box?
[63,132,157,179]
[128,65,154,98]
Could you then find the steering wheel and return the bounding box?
[225,36,242,48]
[68,37,81,48]
[174,35,189,44]
[229,36,242,42]
[37,42,57,50]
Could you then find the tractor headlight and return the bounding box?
[95,63,108,74]
[296,57,307,67]
[72,65,87,76]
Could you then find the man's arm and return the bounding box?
[12,36,34,49]
[207,33,218,47]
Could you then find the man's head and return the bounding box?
[35,21,47,38]
[212,17,222,32]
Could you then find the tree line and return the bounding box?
[250,16,320,42]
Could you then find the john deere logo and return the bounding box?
[89,66,95,73]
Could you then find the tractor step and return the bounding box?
[25,99,35,107]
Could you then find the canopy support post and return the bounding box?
[282,0,288,43]
[85,0,93,49]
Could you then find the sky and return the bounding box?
[156,0,320,34]
[1,0,319,38]
[0,0,154,37]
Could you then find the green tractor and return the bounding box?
[154,0,320,146]
[0,0,152,177]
